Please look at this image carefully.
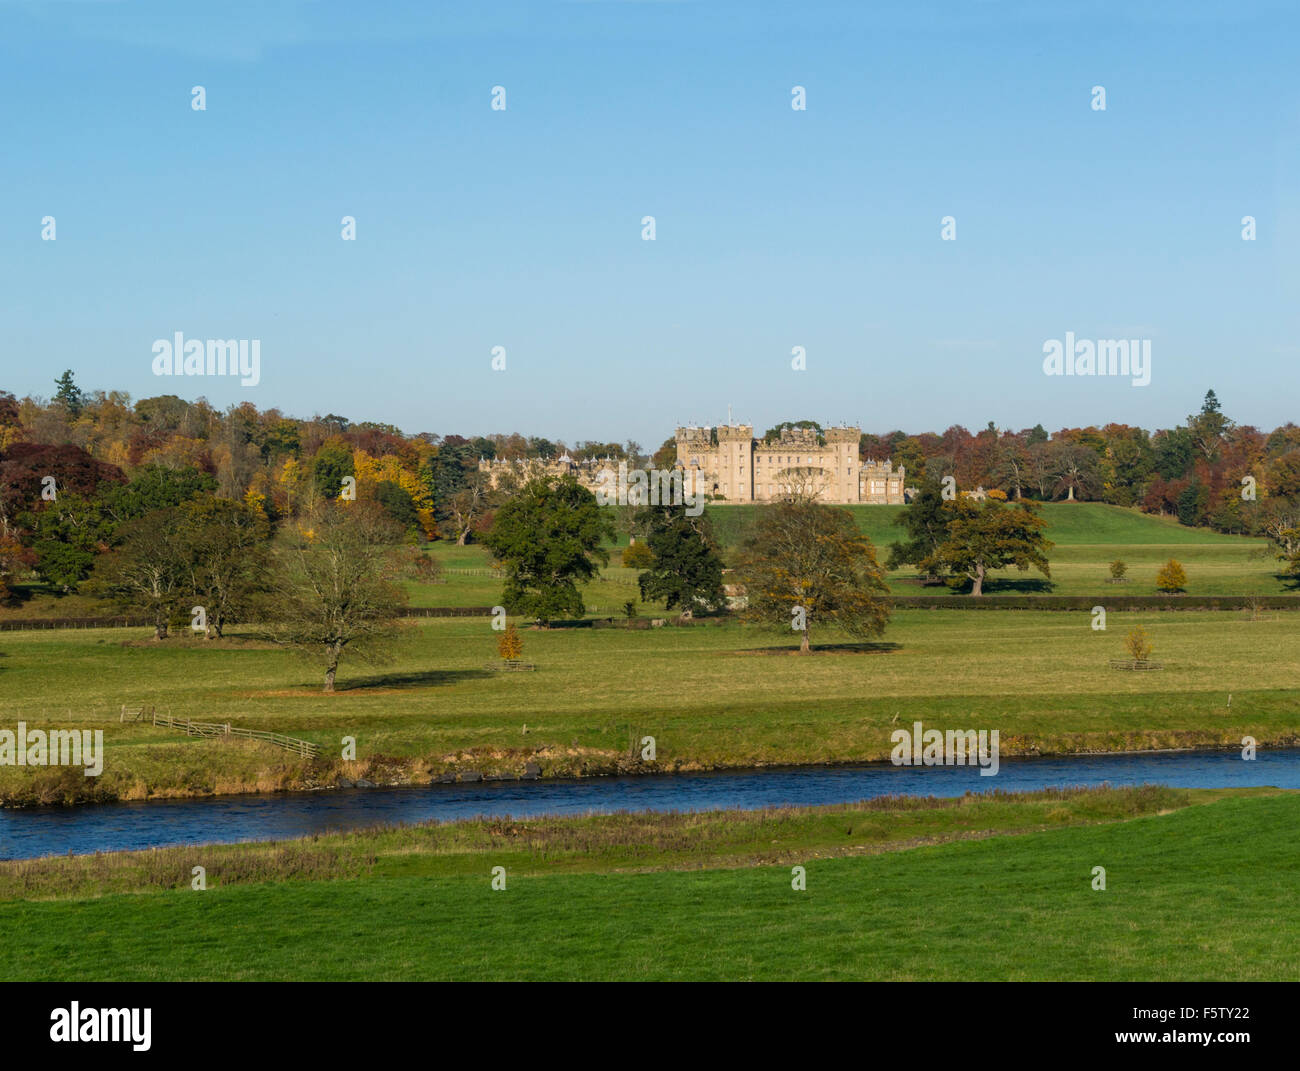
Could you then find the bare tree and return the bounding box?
[774,466,830,502]
[263,501,409,692]
[443,471,495,545]
[1050,441,1100,501]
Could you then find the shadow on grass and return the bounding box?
[980,577,1056,594]
[1273,572,1300,592]
[733,641,902,656]
[333,668,494,691]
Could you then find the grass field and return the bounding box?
[400,503,1289,608]
[4,503,1289,620]
[2,603,1297,804]
[1,786,1294,980]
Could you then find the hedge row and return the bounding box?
[2,594,1297,632]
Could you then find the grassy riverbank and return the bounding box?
[1,786,1294,980]
[2,606,1298,805]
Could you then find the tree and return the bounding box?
[650,437,677,470]
[497,622,523,661]
[373,480,420,535]
[27,493,116,591]
[101,464,217,525]
[634,501,725,612]
[0,442,126,534]
[481,476,614,624]
[773,465,831,501]
[734,500,890,653]
[1109,559,1127,580]
[0,530,34,600]
[264,501,409,691]
[1176,483,1207,527]
[1266,451,1300,499]
[1050,440,1101,501]
[441,471,495,545]
[924,498,1053,596]
[1124,625,1153,662]
[1187,389,1234,463]
[994,436,1030,499]
[1102,425,1155,506]
[621,540,654,569]
[311,438,355,498]
[1257,497,1300,584]
[1153,427,1195,480]
[54,370,84,417]
[761,420,824,443]
[178,497,272,637]
[1156,559,1187,594]
[887,475,954,570]
[1025,440,1055,499]
[94,507,190,639]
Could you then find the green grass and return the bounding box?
[399,502,1288,607]
[2,503,1287,621]
[2,606,1297,803]
[710,502,1287,596]
[706,500,1253,547]
[1,787,1294,980]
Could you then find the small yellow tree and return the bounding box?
[1156,559,1187,593]
[497,622,523,661]
[1124,625,1153,663]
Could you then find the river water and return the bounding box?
[1,746,1296,860]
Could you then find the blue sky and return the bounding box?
[1,0,1296,447]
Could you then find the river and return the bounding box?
[1,746,1295,860]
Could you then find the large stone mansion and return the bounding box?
[674,423,906,504]
[478,421,906,505]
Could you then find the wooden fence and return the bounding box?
[129,708,320,758]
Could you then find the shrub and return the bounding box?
[1109,560,1127,580]
[1124,625,1153,662]
[621,541,654,569]
[1156,559,1187,593]
[497,622,522,660]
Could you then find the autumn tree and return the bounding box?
[0,442,125,535]
[924,497,1053,596]
[1124,625,1153,662]
[621,539,654,568]
[0,530,34,600]
[1156,558,1187,594]
[735,500,890,653]
[497,622,523,661]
